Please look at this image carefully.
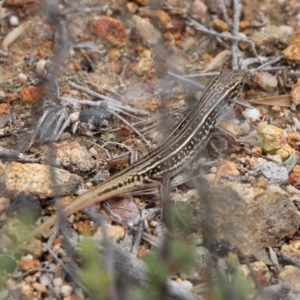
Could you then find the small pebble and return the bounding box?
[18,73,27,82]
[60,284,73,297]
[242,108,260,122]
[190,0,207,19]
[36,59,47,76]
[279,25,294,36]
[253,72,278,91]
[53,277,63,287]
[239,121,251,135]
[39,274,52,286]
[9,16,19,26]
[47,263,57,273]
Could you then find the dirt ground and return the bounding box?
[0,0,300,299]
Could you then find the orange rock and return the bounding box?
[215,161,240,183]
[109,48,121,62]
[291,78,300,105]
[288,165,300,186]
[283,29,300,61]
[4,0,37,6]
[19,257,41,272]
[91,17,126,46]
[43,41,53,50]
[37,49,44,57]
[287,132,300,149]
[239,20,250,30]
[139,8,171,27]
[20,85,47,104]
[213,19,229,32]
[138,245,148,259]
[146,103,160,112]
[136,0,148,5]
[0,103,9,115]
[77,220,94,236]
[32,282,47,293]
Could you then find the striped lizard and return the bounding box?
[19,69,246,244]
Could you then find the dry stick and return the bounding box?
[219,0,232,27]
[109,110,151,147]
[68,81,149,117]
[167,71,206,89]
[0,147,39,163]
[188,17,260,61]
[27,104,57,150]
[250,56,283,73]
[183,71,219,78]
[61,97,145,122]
[280,251,300,269]
[63,5,108,14]
[231,0,242,69]
[241,56,283,71]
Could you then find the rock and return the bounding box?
[40,142,96,173]
[215,161,240,179]
[94,223,126,242]
[20,85,47,104]
[0,162,83,199]
[279,266,300,292]
[240,261,270,286]
[199,176,300,261]
[287,131,300,149]
[283,29,300,61]
[19,256,41,272]
[257,123,283,152]
[0,103,9,116]
[276,143,296,159]
[281,240,300,259]
[213,19,229,31]
[91,17,126,46]
[252,161,289,186]
[190,0,207,19]
[193,246,211,271]
[291,78,300,105]
[218,119,241,137]
[288,165,300,187]
[132,15,161,45]
[253,72,278,92]
[139,8,171,28]
[6,192,42,224]
[131,49,154,76]
[252,25,294,53]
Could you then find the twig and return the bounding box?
[183,71,220,78]
[219,0,232,27]
[188,17,260,61]
[241,56,283,72]
[280,251,300,269]
[68,81,149,116]
[131,222,144,255]
[63,5,108,14]
[109,110,151,147]
[231,0,242,69]
[250,56,283,73]
[0,147,39,163]
[167,71,206,89]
